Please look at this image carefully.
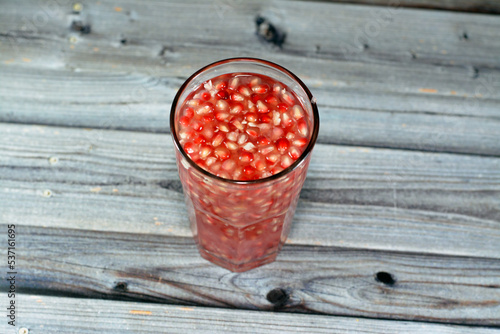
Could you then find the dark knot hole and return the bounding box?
[266,288,289,306]
[375,272,396,286]
[114,281,128,292]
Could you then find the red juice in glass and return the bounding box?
[170,58,319,272]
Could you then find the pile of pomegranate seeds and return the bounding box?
[176,73,311,180]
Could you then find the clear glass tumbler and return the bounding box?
[170,58,319,272]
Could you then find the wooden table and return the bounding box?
[1,0,499,332]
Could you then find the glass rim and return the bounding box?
[170,57,320,185]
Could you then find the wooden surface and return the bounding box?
[0,0,499,332]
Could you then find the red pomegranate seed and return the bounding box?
[215,112,230,121]
[185,107,194,118]
[231,119,244,130]
[201,91,211,101]
[282,112,293,127]
[250,76,261,86]
[242,142,256,151]
[259,114,272,123]
[226,141,238,150]
[230,103,244,114]
[282,91,295,105]
[202,126,214,139]
[238,86,252,97]
[216,90,229,100]
[281,155,293,168]
[246,127,260,137]
[216,100,229,111]
[228,77,239,90]
[276,138,290,154]
[266,153,280,163]
[206,157,216,166]
[184,142,196,154]
[264,94,278,104]
[250,94,261,104]
[277,103,289,112]
[192,121,203,131]
[237,134,248,145]
[245,112,258,122]
[218,123,230,132]
[180,116,190,126]
[256,136,271,145]
[298,119,308,136]
[291,105,304,120]
[214,146,230,161]
[193,135,206,144]
[293,137,308,147]
[197,103,214,115]
[271,127,284,141]
[260,144,275,155]
[288,146,301,160]
[286,132,295,141]
[252,84,269,94]
[270,166,283,175]
[212,133,225,147]
[240,151,254,163]
[243,166,255,175]
[256,100,268,113]
[254,159,266,171]
[200,145,211,159]
[215,80,227,90]
[179,129,195,141]
[231,92,244,102]
[226,131,238,142]
[222,159,236,171]
[272,111,281,126]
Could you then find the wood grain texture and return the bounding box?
[310,0,500,14]
[3,226,500,325]
[11,294,500,334]
[1,123,499,258]
[1,0,499,155]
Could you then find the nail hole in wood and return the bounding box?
[462,32,468,40]
[266,288,289,306]
[120,38,127,45]
[375,272,396,285]
[114,281,128,292]
[71,20,91,34]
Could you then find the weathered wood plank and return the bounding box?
[311,0,500,14]
[1,123,499,258]
[1,0,499,155]
[4,226,500,325]
[12,294,500,334]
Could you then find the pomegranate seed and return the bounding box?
[195,159,206,169]
[211,162,221,173]
[228,77,239,90]
[293,137,308,147]
[193,135,206,144]
[272,111,281,126]
[226,131,238,141]
[266,153,280,163]
[250,76,261,86]
[246,127,260,137]
[202,126,214,139]
[218,123,230,132]
[222,159,236,171]
[286,132,295,140]
[214,147,230,161]
[240,151,254,163]
[273,83,283,94]
[245,113,258,122]
[277,103,289,112]
[233,167,243,179]
[216,99,229,111]
[230,103,244,114]
[180,116,190,126]
[276,138,290,154]
[216,90,229,100]
[242,142,256,151]
[187,99,202,107]
[238,86,252,97]
[256,100,268,113]
[289,146,301,160]
[281,155,293,168]
[217,171,230,179]
[258,114,271,123]
[226,142,238,150]
[212,133,225,147]
[255,159,266,171]
[179,129,195,140]
[253,84,269,94]
[271,127,284,141]
[264,94,278,104]
[215,112,230,121]
[201,91,211,101]
[231,119,244,130]
[256,136,271,145]
[260,144,275,155]
[184,142,196,154]
[197,103,214,115]
[231,92,244,102]
[185,107,194,118]
[282,91,295,105]
[206,157,217,166]
[243,166,255,175]
[215,80,227,90]
[237,134,248,145]
[298,119,308,136]
[282,112,293,127]
[202,115,214,123]
[250,93,262,104]
[200,145,211,159]
[192,121,203,131]
[292,105,304,119]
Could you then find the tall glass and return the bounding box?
[170,58,319,272]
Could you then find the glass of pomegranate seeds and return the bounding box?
[170,58,319,272]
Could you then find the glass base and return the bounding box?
[198,248,278,272]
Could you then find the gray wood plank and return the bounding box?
[4,226,500,325]
[11,294,500,334]
[1,0,499,155]
[1,123,499,258]
[309,0,500,14]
